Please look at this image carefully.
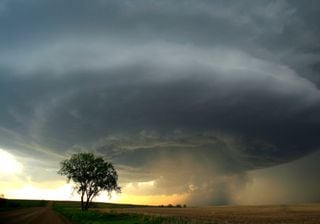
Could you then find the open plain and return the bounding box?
[2,200,320,223]
[96,204,320,224]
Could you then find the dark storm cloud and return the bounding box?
[1,0,320,204]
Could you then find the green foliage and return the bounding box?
[53,202,196,224]
[58,152,120,210]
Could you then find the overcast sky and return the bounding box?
[1,0,320,205]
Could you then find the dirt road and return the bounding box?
[0,202,70,224]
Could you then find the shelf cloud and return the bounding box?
[1,0,320,205]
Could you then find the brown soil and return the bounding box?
[0,202,70,224]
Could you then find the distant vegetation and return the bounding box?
[0,199,47,211]
[158,204,187,208]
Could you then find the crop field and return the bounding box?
[95,204,320,224]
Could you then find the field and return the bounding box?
[53,201,188,224]
[53,201,320,224]
[1,199,320,223]
[94,204,320,224]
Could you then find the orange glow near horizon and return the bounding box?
[2,182,188,206]
[110,193,188,206]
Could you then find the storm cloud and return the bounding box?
[1,0,320,205]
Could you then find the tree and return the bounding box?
[58,152,120,211]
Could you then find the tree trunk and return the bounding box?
[84,196,90,211]
[81,193,84,211]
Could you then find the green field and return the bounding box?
[53,201,192,224]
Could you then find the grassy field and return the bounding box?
[96,204,320,224]
[53,201,191,224]
[0,198,47,211]
[2,199,320,223]
[53,201,320,224]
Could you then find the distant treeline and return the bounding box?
[0,198,47,211]
[158,204,187,208]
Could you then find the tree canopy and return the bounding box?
[58,152,120,210]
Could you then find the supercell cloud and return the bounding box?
[0,0,320,205]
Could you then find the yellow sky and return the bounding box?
[0,148,187,205]
[2,148,319,206]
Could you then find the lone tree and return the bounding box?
[58,152,120,211]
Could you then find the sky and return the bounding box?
[0,0,320,206]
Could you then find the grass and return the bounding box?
[54,200,151,209]
[0,199,48,211]
[3,199,320,223]
[53,202,197,224]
